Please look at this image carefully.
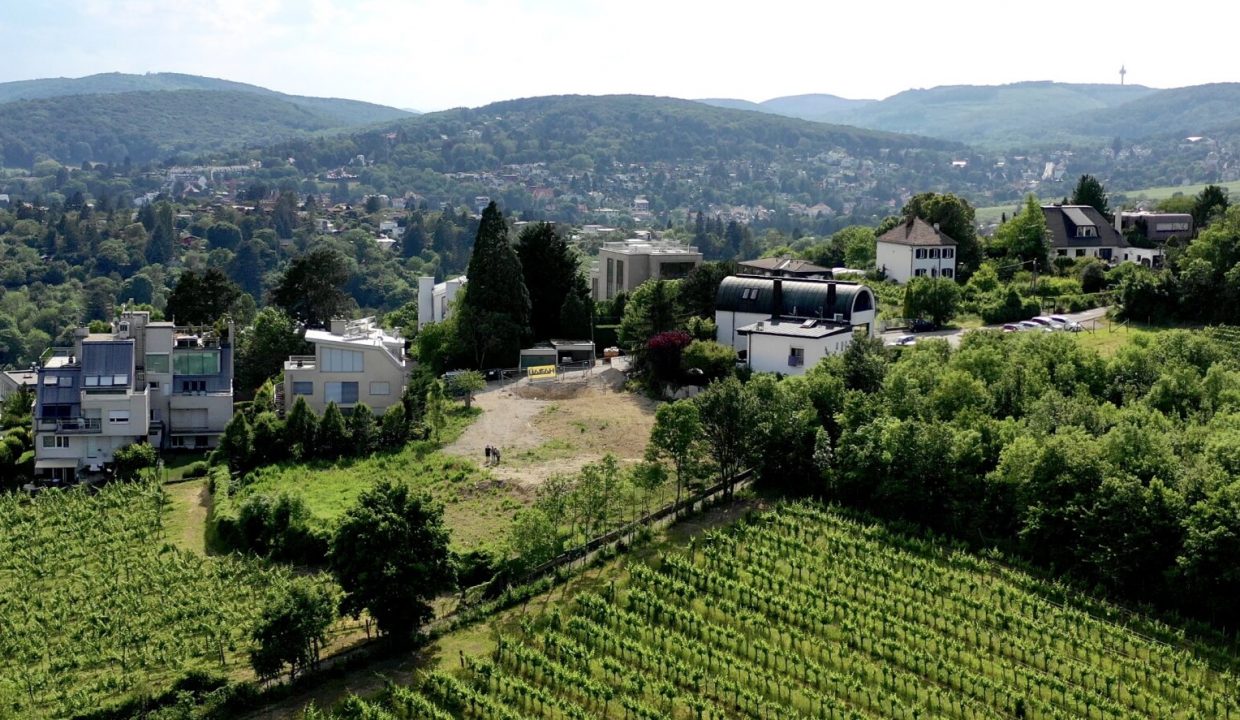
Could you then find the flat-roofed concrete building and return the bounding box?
[32,310,235,482]
[282,318,409,415]
[590,238,702,301]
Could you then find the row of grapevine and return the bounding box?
[311,502,1239,719]
[0,480,291,718]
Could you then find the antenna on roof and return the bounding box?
[1119,64,1127,85]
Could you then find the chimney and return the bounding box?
[933,222,941,232]
[771,279,782,321]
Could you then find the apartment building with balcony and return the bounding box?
[281,318,409,415]
[32,310,234,482]
[589,238,703,302]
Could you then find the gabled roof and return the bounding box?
[1041,205,1128,249]
[876,216,957,247]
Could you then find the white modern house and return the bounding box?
[875,217,958,284]
[32,310,235,482]
[589,238,703,301]
[714,275,877,376]
[281,318,410,415]
[417,275,466,330]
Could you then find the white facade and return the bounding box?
[283,318,409,415]
[417,276,466,330]
[32,311,235,480]
[875,242,957,284]
[739,321,853,376]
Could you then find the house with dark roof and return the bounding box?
[714,275,877,375]
[736,256,831,279]
[875,217,958,284]
[1041,204,1163,267]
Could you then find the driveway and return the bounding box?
[881,306,1109,348]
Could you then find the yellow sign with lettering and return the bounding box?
[527,364,556,381]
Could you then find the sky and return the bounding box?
[1,0,1236,112]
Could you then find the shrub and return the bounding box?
[113,442,157,481]
[182,461,210,479]
[681,339,736,382]
[646,330,693,383]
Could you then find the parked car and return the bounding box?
[1062,321,1083,332]
[1002,323,1020,332]
[909,319,938,333]
[894,335,917,346]
[1030,316,1057,330]
[1018,320,1049,332]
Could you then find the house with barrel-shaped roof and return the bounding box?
[714,275,877,375]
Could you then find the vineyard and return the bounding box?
[0,480,289,718]
[316,503,1240,720]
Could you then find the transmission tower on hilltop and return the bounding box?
[1119,65,1127,85]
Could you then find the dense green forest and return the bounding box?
[0,90,410,166]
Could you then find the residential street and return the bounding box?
[880,306,1110,348]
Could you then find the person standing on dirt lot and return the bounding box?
[493,448,501,466]
[485,445,492,464]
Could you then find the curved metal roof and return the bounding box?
[715,275,874,320]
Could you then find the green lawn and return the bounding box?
[1069,317,1199,357]
[223,407,521,553]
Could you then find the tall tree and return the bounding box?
[558,275,594,340]
[1070,174,1110,216]
[402,211,426,258]
[229,239,264,299]
[677,261,736,319]
[236,308,310,398]
[693,376,754,498]
[647,400,702,507]
[994,194,1050,265]
[270,247,352,328]
[1192,184,1230,231]
[902,193,980,280]
[455,202,530,367]
[517,223,579,341]
[145,202,175,265]
[273,191,299,240]
[618,278,679,350]
[329,481,455,642]
[249,577,338,682]
[903,277,962,326]
[165,268,242,325]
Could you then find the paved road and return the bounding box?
[881,306,1110,348]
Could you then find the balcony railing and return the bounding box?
[284,355,317,370]
[38,418,102,433]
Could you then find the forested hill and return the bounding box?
[0,89,410,166]
[258,93,962,223]
[0,71,411,124]
[1062,82,1240,140]
[830,81,1157,146]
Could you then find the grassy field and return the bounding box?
[0,480,291,718]
[307,502,1240,720]
[1069,317,1201,357]
[224,407,522,553]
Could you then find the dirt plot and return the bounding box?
[443,366,657,490]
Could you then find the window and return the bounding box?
[59,376,73,387]
[173,351,220,375]
[325,381,359,404]
[148,381,159,389]
[788,347,805,367]
[943,248,955,259]
[321,347,364,372]
[1057,249,1067,257]
[1075,225,1097,238]
[930,248,940,259]
[616,260,624,290]
[145,353,170,373]
[914,269,927,277]
[180,380,206,393]
[112,374,128,386]
[85,376,99,387]
[915,248,927,259]
[741,287,761,301]
[292,381,314,396]
[43,375,58,386]
[43,436,70,448]
[108,410,130,425]
[931,268,939,277]
[941,268,954,279]
[369,381,391,396]
[1075,249,1086,257]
